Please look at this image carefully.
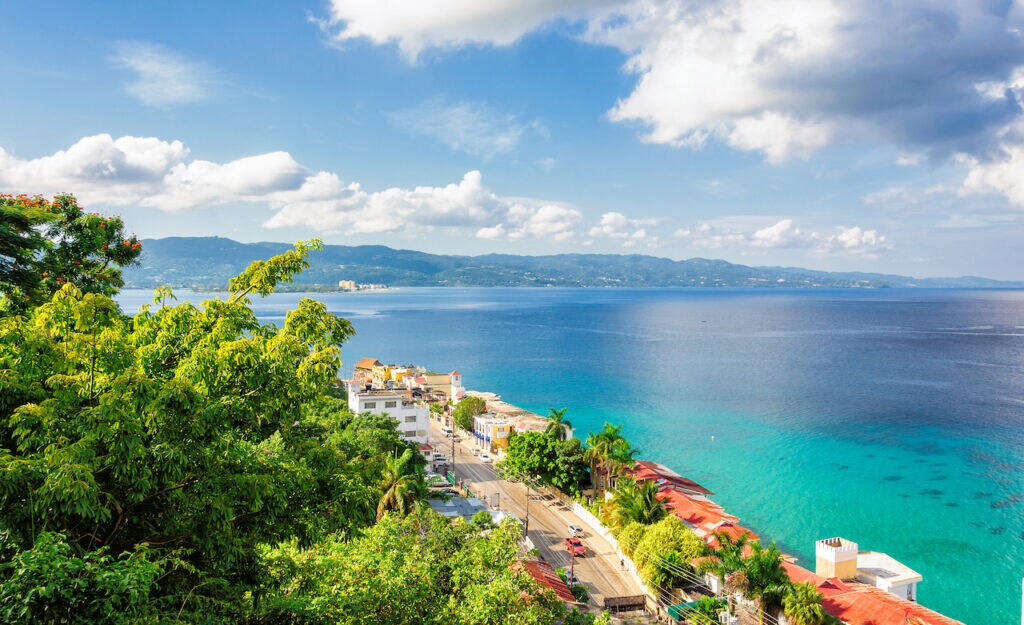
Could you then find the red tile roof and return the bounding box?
[630,460,713,495]
[418,443,432,451]
[782,562,964,625]
[450,370,461,376]
[657,489,737,537]
[515,560,577,603]
[706,522,759,548]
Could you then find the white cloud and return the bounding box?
[390,99,544,159]
[319,1,1024,166]
[111,42,218,107]
[537,157,558,172]
[588,211,661,247]
[676,217,891,257]
[0,135,582,242]
[0,134,190,205]
[958,143,1024,207]
[319,0,617,61]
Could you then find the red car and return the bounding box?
[564,537,586,557]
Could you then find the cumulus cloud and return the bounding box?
[588,211,660,247]
[319,1,1024,171]
[676,217,891,257]
[111,41,218,107]
[0,134,582,241]
[958,144,1024,207]
[390,99,544,159]
[318,0,619,61]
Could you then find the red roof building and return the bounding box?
[657,488,738,538]
[629,460,713,495]
[781,562,964,625]
[514,560,577,603]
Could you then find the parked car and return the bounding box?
[433,455,449,464]
[564,537,586,557]
[568,524,584,537]
[565,572,581,587]
[471,448,480,456]
[479,453,492,463]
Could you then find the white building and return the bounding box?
[346,384,430,444]
[815,537,922,601]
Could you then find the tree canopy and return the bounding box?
[452,395,486,431]
[497,430,588,495]
[0,194,141,313]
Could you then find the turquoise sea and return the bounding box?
[117,287,1024,624]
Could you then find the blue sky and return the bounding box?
[2,1,1024,279]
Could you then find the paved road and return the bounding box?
[427,419,643,606]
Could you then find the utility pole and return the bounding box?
[450,404,455,476]
[524,480,530,535]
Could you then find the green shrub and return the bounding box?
[617,522,647,557]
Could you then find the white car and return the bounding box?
[479,453,492,463]
[568,524,584,537]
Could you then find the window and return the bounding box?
[404,415,417,423]
[363,402,376,409]
[404,430,417,437]
[385,401,397,408]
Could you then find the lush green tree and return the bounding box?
[616,522,647,557]
[0,531,164,624]
[452,395,486,431]
[631,516,704,588]
[783,582,831,625]
[685,596,727,625]
[255,511,595,625]
[737,542,791,624]
[0,194,141,313]
[377,448,428,520]
[0,241,371,621]
[544,407,572,440]
[608,477,666,528]
[497,431,587,495]
[583,423,630,498]
[697,530,751,585]
[470,510,493,529]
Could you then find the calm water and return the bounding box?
[117,287,1024,624]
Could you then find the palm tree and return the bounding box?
[583,423,626,497]
[544,407,572,440]
[606,439,638,480]
[740,542,792,624]
[687,595,728,625]
[376,448,426,520]
[610,477,666,528]
[783,582,830,625]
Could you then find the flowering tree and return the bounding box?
[0,194,141,312]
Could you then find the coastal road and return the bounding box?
[427,419,643,606]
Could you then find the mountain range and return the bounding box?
[120,237,1024,290]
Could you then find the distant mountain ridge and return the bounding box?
[120,237,1024,289]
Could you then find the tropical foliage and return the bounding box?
[605,476,667,529]
[630,516,704,588]
[497,429,588,495]
[452,395,486,431]
[544,407,572,440]
[583,423,637,499]
[0,194,141,313]
[256,512,599,625]
[0,240,443,622]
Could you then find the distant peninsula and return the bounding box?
[121,237,1024,290]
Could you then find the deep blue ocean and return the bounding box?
[117,287,1024,624]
